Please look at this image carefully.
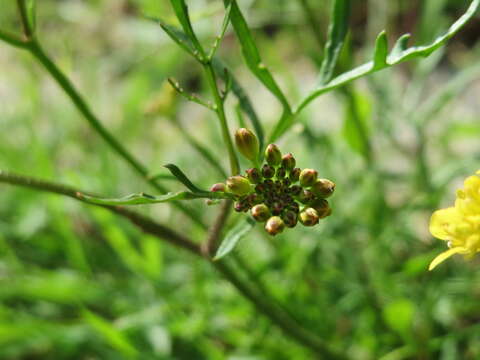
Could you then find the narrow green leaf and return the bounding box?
[373,30,388,70]
[26,0,37,33]
[170,0,205,58]
[213,59,265,152]
[225,0,291,111]
[214,217,256,260]
[80,191,232,206]
[318,0,352,84]
[164,163,208,193]
[83,310,138,358]
[145,15,198,57]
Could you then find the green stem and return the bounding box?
[203,62,240,175]
[18,39,205,229]
[16,0,33,39]
[0,170,201,255]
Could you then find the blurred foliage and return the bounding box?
[1,0,480,359]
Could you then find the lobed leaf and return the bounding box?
[373,31,388,70]
[291,0,479,122]
[318,0,352,84]
[214,217,256,260]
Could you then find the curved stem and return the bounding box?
[203,62,240,175]
[0,170,201,256]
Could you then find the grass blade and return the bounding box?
[318,0,352,84]
[214,217,256,260]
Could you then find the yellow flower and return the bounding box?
[429,170,480,270]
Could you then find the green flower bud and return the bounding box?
[281,153,296,171]
[210,183,226,192]
[262,164,275,179]
[265,216,285,236]
[246,168,262,184]
[235,128,259,162]
[265,144,282,166]
[299,208,319,226]
[226,176,252,196]
[251,204,270,222]
[276,167,286,179]
[311,199,331,219]
[289,185,302,196]
[311,178,335,198]
[289,168,301,182]
[299,168,318,187]
[282,210,298,228]
[298,189,315,204]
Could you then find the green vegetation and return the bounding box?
[1,0,480,358]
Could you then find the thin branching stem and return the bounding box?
[16,0,33,39]
[203,62,240,175]
[0,170,201,255]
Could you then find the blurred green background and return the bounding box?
[1,0,480,359]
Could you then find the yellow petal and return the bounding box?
[428,247,467,271]
[429,207,460,240]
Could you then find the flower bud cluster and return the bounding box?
[215,130,335,236]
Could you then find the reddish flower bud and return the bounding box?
[289,168,301,182]
[246,168,262,184]
[276,167,286,178]
[311,178,335,198]
[235,128,259,162]
[265,144,282,166]
[251,204,270,222]
[210,183,226,192]
[298,189,315,204]
[299,168,318,187]
[262,164,275,179]
[282,210,298,228]
[299,208,319,226]
[311,199,330,218]
[265,216,285,236]
[281,153,296,171]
